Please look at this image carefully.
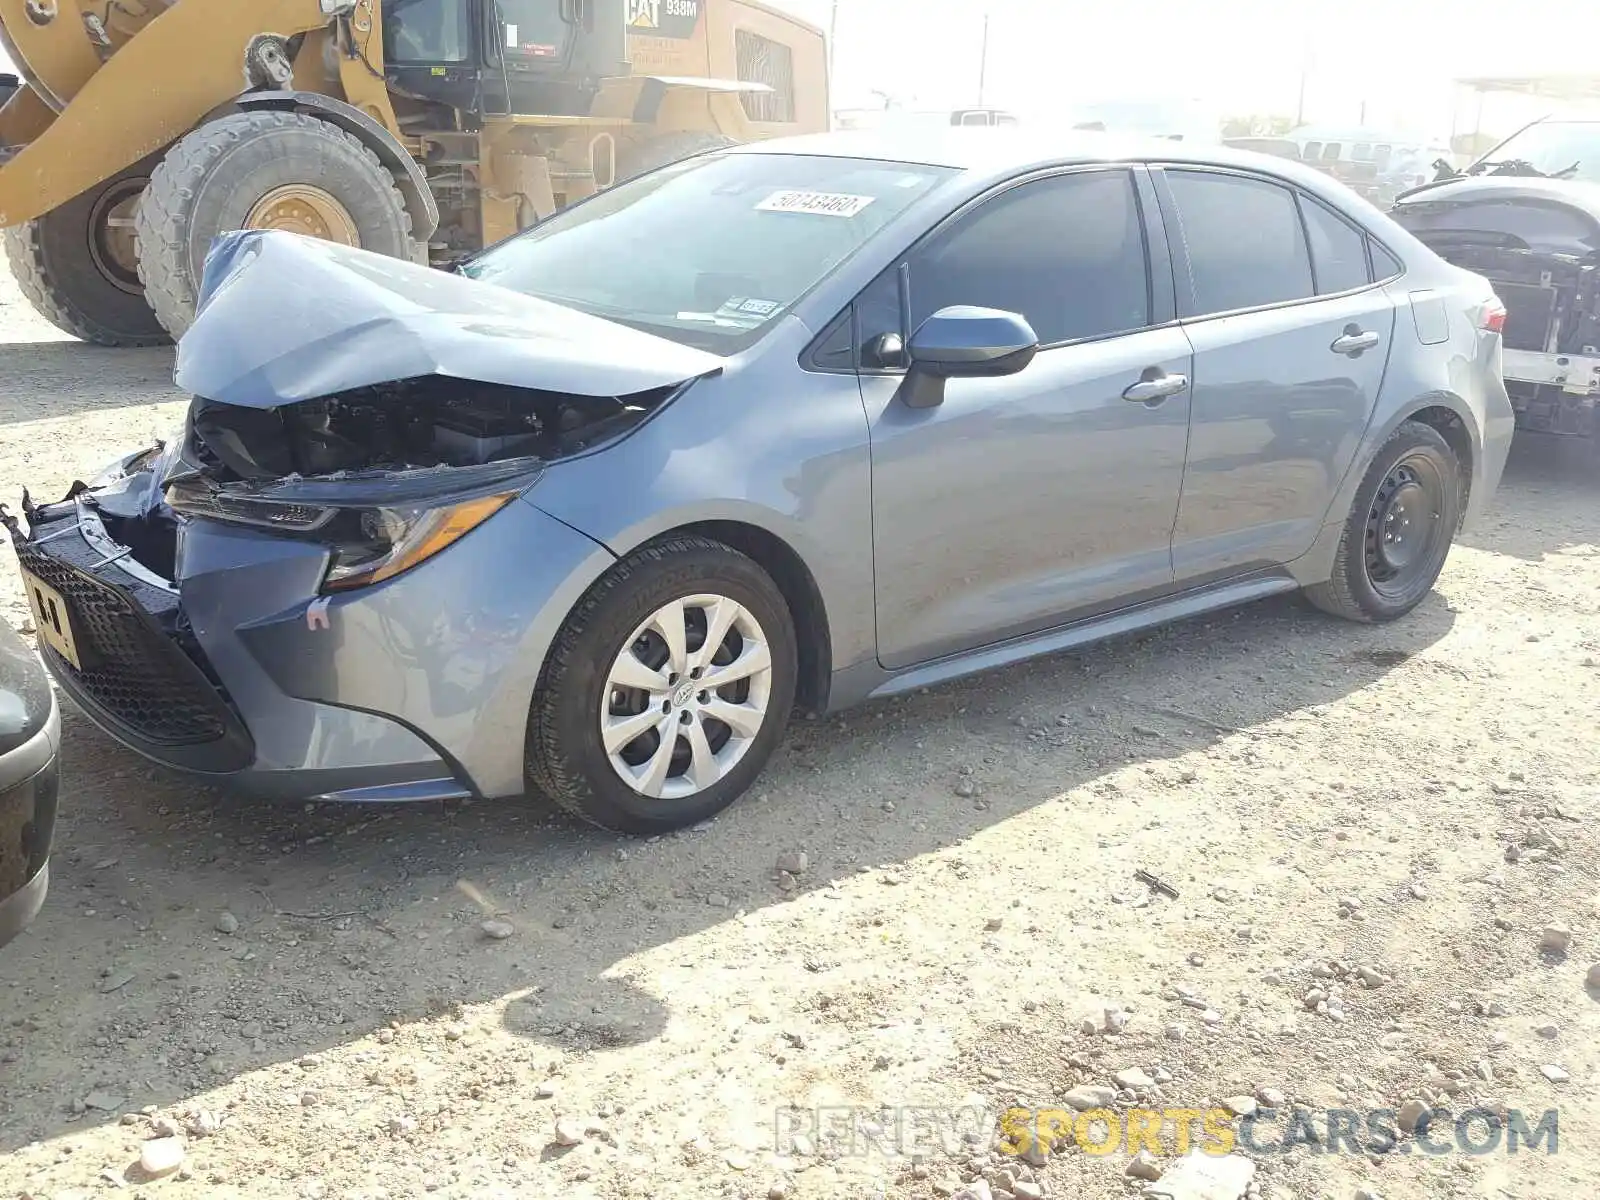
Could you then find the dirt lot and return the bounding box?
[1,260,1598,1200]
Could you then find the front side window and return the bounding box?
[462,153,952,351]
[904,170,1152,347]
[1166,170,1314,316]
[1298,195,1371,295]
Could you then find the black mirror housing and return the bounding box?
[908,306,1039,378]
[898,306,1039,408]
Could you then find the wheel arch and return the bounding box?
[1298,389,1481,587]
[1400,400,1476,526]
[613,516,834,716]
[1332,391,1480,528]
[221,90,439,243]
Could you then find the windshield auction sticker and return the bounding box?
[756,190,878,218]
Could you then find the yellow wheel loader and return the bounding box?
[0,0,827,345]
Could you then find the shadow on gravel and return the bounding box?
[0,582,1457,1152]
[0,342,180,425]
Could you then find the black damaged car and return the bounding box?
[0,614,59,949]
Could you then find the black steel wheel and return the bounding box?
[1305,420,1463,622]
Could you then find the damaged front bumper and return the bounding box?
[5,480,469,801]
[3,453,609,804]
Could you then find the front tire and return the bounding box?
[526,536,798,834]
[134,110,413,339]
[3,161,168,346]
[1305,420,1463,622]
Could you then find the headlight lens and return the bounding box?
[166,480,516,591]
[322,493,516,591]
[166,478,336,530]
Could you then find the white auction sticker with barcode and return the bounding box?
[756,190,877,217]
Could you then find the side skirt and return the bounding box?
[825,571,1304,712]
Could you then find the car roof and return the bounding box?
[732,126,1362,197]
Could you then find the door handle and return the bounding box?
[1122,370,1189,404]
[1331,328,1381,355]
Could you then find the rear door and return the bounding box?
[1155,167,1397,580]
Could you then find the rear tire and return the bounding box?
[134,110,413,339]
[526,536,797,835]
[613,130,739,184]
[3,161,168,346]
[1305,420,1463,622]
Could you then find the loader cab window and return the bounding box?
[495,0,576,62]
[384,0,475,64]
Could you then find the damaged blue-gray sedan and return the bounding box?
[5,130,1515,833]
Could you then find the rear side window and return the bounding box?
[1166,171,1314,315]
[1371,241,1404,281]
[1299,196,1372,294]
[907,169,1152,345]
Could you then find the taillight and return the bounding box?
[1478,297,1507,334]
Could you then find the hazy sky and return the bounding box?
[784,0,1591,139]
[0,0,1588,141]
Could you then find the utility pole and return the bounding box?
[828,0,838,83]
[977,11,990,107]
[1295,30,1311,126]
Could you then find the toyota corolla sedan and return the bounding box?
[4,129,1514,834]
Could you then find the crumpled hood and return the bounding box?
[173,230,725,408]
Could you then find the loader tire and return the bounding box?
[613,131,740,184]
[3,163,168,347]
[135,111,412,339]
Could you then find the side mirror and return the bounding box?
[900,306,1039,408]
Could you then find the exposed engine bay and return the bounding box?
[187,376,667,482]
[11,227,727,597]
[1392,179,1600,439]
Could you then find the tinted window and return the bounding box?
[1299,196,1371,294]
[855,270,906,368]
[907,170,1151,346]
[385,0,475,63]
[1167,171,1314,315]
[1371,241,1404,281]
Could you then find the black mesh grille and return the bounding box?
[13,542,231,746]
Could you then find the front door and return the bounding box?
[1156,167,1399,579]
[860,167,1194,670]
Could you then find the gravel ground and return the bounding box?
[2,261,1598,1200]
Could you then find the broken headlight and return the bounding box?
[165,479,337,531]
[166,480,516,592]
[320,494,515,591]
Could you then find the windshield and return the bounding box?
[1473,120,1600,182]
[461,152,954,351]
